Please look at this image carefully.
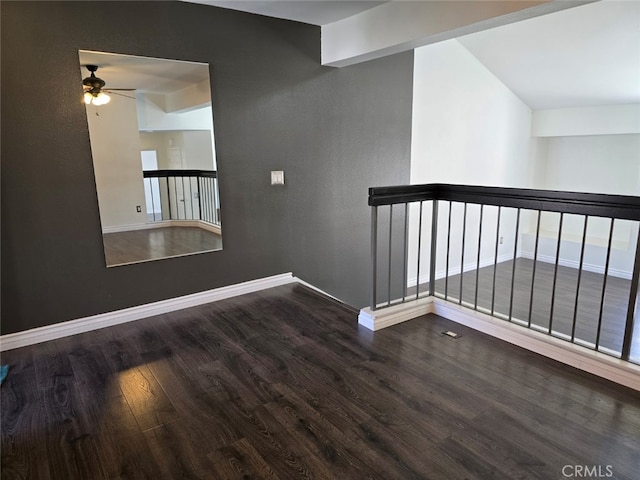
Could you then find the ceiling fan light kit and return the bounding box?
[82,64,110,105]
[84,90,111,105]
[82,64,135,106]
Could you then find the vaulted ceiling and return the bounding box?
[458,0,640,109]
[185,1,640,109]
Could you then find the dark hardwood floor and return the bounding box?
[102,226,223,266]
[2,284,639,479]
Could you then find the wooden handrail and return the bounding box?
[369,184,640,221]
[143,169,217,178]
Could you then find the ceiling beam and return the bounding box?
[322,0,597,67]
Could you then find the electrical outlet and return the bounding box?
[136,205,142,213]
[499,236,504,244]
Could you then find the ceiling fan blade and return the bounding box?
[105,88,136,91]
[107,91,137,100]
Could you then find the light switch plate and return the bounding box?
[271,170,285,185]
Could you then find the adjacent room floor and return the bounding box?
[102,226,223,266]
[406,258,640,362]
[1,284,639,479]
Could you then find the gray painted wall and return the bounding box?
[1,1,413,335]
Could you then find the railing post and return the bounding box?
[215,178,221,224]
[621,228,640,360]
[548,212,564,334]
[444,201,452,300]
[595,219,615,351]
[197,176,202,221]
[371,205,378,311]
[429,200,438,297]
[475,205,484,310]
[402,203,409,303]
[508,208,521,321]
[459,203,468,305]
[415,201,423,301]
[490,206,502,316]
[166,177,172,220]
[387,205,393,307]
[148,178,155,222]
[527,211,541,328]
[206,178,212,223]
[570,216,589,342]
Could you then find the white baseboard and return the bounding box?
[102,222,156,233]
[0,273,295,352]
[432,299,640,391]
[408,253,513,288]
[293,277,343,304]
[408,252,632,286]
[358,297,434,331]
[519,252,632,280]
[4,271,638,391]
[358,296,640,391]
[102,220,221,236]
[195,221,222,236]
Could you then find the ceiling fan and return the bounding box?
[82,65,135,106]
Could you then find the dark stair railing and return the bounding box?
[143,169,220,226]
[369,184,640,363]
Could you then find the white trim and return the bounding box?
[102,220,222,236]
[409,252,633,285]
[0,273,295,352]
[431,299,640,392]
[358,297,434,331]
[358,296,640,391]
[407,253,513,287]
[102,222,166,233]
[102,223,156,233]
[4,272,638,391]
[187,220,221,236]
[293,277,343,303]
[519,252,632,280]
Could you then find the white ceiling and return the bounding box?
[187,0,386,25]
[84,2,639,110]
[185,0,640,110]
[79,50,210,94]
[458,0,640,109]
